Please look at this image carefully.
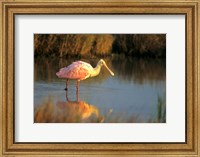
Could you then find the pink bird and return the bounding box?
[56,59,114,90]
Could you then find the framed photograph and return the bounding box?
[0,0,199,156]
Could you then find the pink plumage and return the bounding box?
[56,61,93,81]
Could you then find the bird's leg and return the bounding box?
[76,80,80,91]
[64,79,69,90]
[65,91,70,102]
[76,90,79,101]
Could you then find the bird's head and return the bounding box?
[98,59,114,76]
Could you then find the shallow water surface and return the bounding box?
[34,56,166,123]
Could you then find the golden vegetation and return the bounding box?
[34,34,114,58]
[34,34,166,58]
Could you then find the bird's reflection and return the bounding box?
[34,91,114,123]
[56,91,103,122]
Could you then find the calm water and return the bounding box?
[34,55,166,123]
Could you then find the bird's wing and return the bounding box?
[65,61,93,80]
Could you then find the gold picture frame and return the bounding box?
[0,0,199,156]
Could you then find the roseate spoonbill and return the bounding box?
[56,59,114,90]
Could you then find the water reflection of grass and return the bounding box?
[34,98,103,123]
[34,96,166,123]
[103,112,139,123]
[34,57,112,84]
[34,99,140,123]
[111,55,166,84]
[34,55,165,85]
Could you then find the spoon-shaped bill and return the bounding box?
[103,63,114,76]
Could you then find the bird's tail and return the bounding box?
[56,71,62,78]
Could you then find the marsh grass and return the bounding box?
[156,96,166,123]
[34,34,166,58]
[112,34,166,57]
[34,34,114,58]
[148,96,166,123]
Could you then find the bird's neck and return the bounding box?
[90,65,102,77]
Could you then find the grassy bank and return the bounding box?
[34,34,166,58]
